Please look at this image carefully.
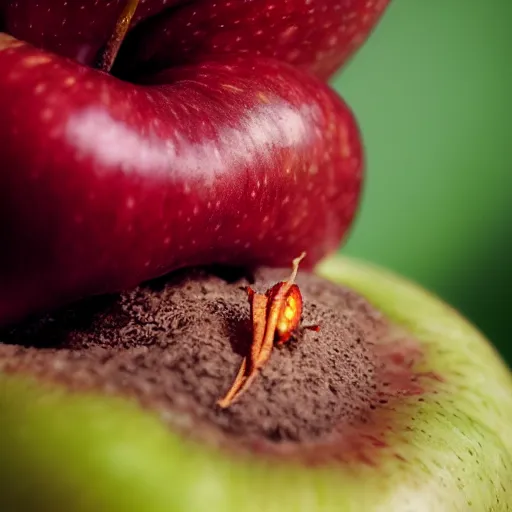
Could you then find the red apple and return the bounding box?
[2,0,390,79]
[0,1,391,326]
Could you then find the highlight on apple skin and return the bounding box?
[0,32,362,326]
[0,0,394,325]
[0,0,393,325]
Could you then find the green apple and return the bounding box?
[0,255,510,511]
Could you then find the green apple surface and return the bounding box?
[0,255,510,511]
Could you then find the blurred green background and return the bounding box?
[332,1,511,363]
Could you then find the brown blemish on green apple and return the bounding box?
[0,267,438,468]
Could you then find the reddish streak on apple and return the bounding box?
[2,0,390,80]
[0,34,363,326]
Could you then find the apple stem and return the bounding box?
[99,0,140,73]
[217,252,312,409]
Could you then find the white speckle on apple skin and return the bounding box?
[41,108,53,121]
[23,55,51,67]
[34,83,47,95]
[64,76,76,87]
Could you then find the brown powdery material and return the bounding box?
[0,267,433,465]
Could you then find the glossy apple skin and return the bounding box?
[1,0,390,80]
[0,34,362,326]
